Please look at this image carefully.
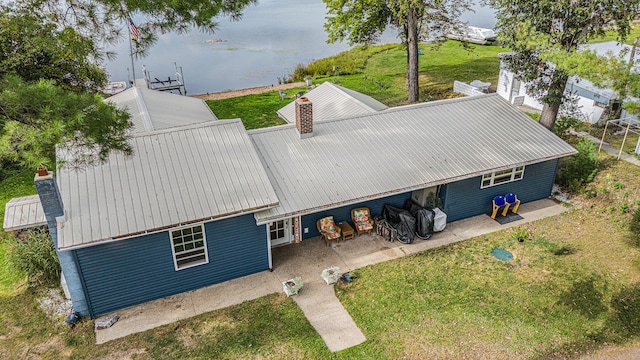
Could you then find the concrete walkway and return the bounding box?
[95,198,567,352]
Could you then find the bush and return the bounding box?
[8,229,60,287]
[553,116,581,139]
[556,138,599,192]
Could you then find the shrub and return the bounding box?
[8,229,60,287]
[556,138,599,192]
[553,116,581,139]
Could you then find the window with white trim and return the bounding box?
[170,224,208,270]
[481,166,525,189]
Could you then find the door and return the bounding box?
[269,218,295,247]
[509,78,521,103]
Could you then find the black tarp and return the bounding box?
[382,205,416,244]
[404,199,435,239]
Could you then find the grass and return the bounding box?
[0,170,37,296]
[207,90,292,130]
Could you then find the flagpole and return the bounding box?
[128,33,137,87]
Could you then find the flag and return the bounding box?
[129,17,141,42]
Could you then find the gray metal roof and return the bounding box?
[3,195,46,231]
[108,87,218,134]
[277,82,388,123]
[56,119,279,250]
[251,94,577,224]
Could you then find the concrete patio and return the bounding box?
[95,198,567,351]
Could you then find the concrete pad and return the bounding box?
[96,293,196,344]
[292,282,366,352]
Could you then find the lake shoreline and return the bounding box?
[191,82,305,100]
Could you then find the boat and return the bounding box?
[102,81,128,95]
[447,25,498,45]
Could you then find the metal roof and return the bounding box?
[277,82,388,123]
[56,119,279,250]
[3,195,46,231]
[108,87,218,134]
[251,94,577,224]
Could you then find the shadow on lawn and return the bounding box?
[534,282,640,359]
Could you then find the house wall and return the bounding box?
[497,67,542,109]
[575,97,606,123]
[441,159,559,222]
[74,213,268,317]
[301,192,412,239]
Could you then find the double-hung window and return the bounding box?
[481,166,525,189]
[170,224,208,270]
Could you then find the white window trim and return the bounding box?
[170,224,209,271]
[481,166,525,189]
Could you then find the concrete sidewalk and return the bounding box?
[95,198,567,351]
[572,130,640,166]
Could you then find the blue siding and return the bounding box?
[75,213,268,317]
[301,192,412,239]
[442,160,559,222]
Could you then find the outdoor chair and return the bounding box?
[317,216,341,246]
[351,207,374,236]
[491,195,510,219]
[504,193,520,215]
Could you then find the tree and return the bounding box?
[545,40,640,119]
[488,0,640,130]
[323,0,470,103]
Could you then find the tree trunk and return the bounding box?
[539,72,569,131]
[406,7,419,103]
[539,102,560,131]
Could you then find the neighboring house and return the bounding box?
[497,41,639,125]
[276,81,388,123]
[10,87,576,318]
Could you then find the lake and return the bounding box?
[105,0,496,95]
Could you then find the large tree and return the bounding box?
[323,0,470,103]
[488,0,639,130]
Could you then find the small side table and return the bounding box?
[337,221,355,241]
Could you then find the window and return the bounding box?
[481,166,525,189]
[170,224,208,270]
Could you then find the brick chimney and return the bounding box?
[295,97,313,139]
[35,166,64,223]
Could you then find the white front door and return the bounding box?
[269,219,294,247]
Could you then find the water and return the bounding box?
[105,0,496,95]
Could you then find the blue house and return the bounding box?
[29,88,576,318]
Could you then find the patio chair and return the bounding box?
[503,193,520,215]
[351,207,374,236]
[317,216,341,246]
[491,195,510,219]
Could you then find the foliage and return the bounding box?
[557,138,599,192]
[0,75,133,168]
[545,44,640,119]
[553,116,581,139]
[0,9,107,93]
[488,0,640,130]
[7,229,60,287]
[323,0,471,102]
